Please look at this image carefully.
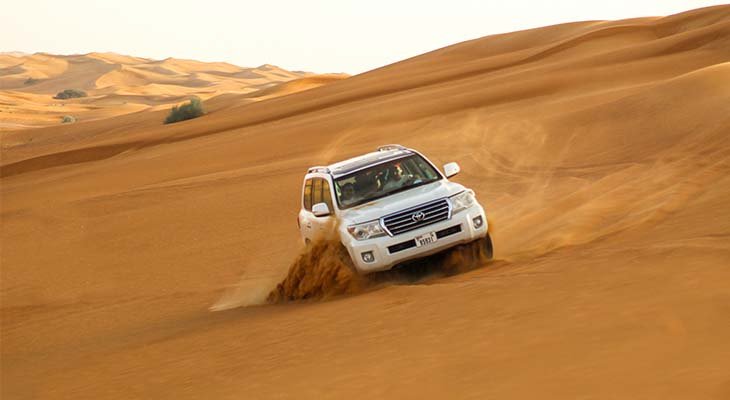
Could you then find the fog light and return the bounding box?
[361,251,375,263]
[472,215,484,229]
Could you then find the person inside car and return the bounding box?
[340,182,356,206]
[381,164,407,192]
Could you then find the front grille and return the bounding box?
[388,224,462,254]
[381,198,451,236]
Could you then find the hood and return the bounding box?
[340,180,465,224]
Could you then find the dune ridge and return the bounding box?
[0,52,348,130]
[1,5,729,399]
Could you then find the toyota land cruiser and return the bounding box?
[298,144,492,274]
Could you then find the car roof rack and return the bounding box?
[307,166,331,174]
[377,144,407,152]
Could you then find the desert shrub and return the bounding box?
[61,115,76,123]
[24,77,39,85]
[164,97,205,124]
[54,89,87,99]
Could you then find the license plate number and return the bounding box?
[415,232,437,247]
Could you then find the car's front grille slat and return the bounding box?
[382,198,451,235]
[385,204,449,225]
[386,212,448,231]
[384,202,448,224]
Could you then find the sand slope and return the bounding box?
[0,52,347,130]
[2,5,730,399]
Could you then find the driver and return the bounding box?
[381,164,406,192]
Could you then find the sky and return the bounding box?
[3,1,727,74]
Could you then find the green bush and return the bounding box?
[24,77,39,85]
[61,115,76,124]
[164,97,205,124]
[54,89,87,99]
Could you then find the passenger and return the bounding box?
[340,183,356,205]
[355,172,379,198]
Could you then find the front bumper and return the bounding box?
[341,203,488,274]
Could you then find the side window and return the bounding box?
[303,179,313,211]
[312,178,323,206]
[321,179,334,211]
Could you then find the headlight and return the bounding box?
[347,220,386,240]
[450,190,476,214]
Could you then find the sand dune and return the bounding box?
[2,5,730,399]
[0,52,346,130]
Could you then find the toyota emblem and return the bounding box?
[411,211,426,222]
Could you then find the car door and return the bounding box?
[299,178,314,243]
[308,177,336,241]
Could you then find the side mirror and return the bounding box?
[312,202,331,217]
[443,162,460,178]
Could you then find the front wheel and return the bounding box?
[483,233,494,260]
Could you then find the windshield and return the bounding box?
[334,154,442,209]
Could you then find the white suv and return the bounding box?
[298,144,492,274]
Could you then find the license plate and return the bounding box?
[415,232,437,247]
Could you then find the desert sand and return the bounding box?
[0,52,346,130]
[2,5,730,399]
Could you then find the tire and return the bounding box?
[483,233,494,260]
[338,243,360,274]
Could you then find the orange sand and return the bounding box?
[2,5,730,399]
